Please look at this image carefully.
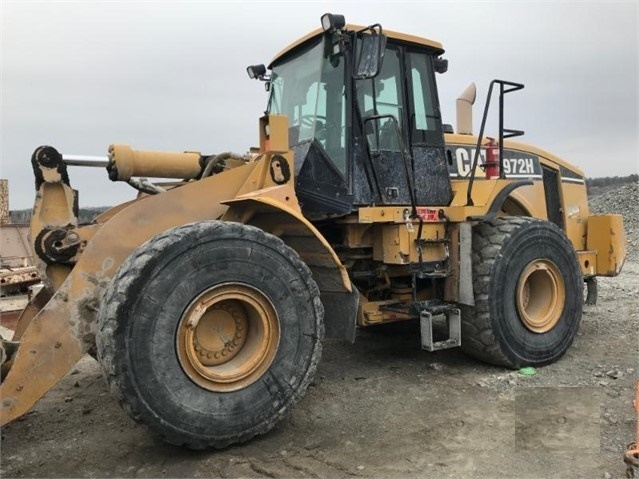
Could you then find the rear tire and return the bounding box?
[461,217,583,368]
[96,221,323,449]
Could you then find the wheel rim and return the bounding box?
[516,259,566,333]
[176,283,280,392]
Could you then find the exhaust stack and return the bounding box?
[456,83,476,135]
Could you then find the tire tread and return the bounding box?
[460,216,580,368]
[96,221,323,449]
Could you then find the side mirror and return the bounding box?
[354,27,386,79]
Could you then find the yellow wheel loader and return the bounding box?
[0,14,626,449]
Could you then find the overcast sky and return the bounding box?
[1,1,637,209]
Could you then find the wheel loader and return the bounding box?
[0,14,626,449]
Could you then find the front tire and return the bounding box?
[96,221,323,449]
[461,217,583,368]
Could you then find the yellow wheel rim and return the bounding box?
[176,283,280,392]
[516,260,566,333]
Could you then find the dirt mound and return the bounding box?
[589,181,639,261]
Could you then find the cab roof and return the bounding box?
[269,24,445,68]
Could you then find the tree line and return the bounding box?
[9,207,108,224]
[586,174,638,189]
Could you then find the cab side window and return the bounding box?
[357,46,403,152]
[407,52,440,145]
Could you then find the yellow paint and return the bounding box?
[576,251,598,277]
[559,182,589,251]
[259,115,290,154]
[108,144,202,181]
[586,215,626,276]
[357,298,414,326]
[270,24,443,67]
[445,133,586,178]
[223,192,352,293]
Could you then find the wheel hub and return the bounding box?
[516,259,566,333]
[176,283,280,392]
[193,301,248,366]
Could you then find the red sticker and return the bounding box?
[416,207,438,221]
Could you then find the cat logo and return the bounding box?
[448,145,542,179]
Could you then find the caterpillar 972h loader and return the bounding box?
[0,14,626,448]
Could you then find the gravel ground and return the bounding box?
[589,182,639,261]
[0,183,637,478]
[1,265,637,479]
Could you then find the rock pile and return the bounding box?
[589,181,639,261]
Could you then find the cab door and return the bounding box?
[406,50,452,206]
[355,45,452,207]
[356,46,411,205]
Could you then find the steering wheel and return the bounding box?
[300,115,327,128]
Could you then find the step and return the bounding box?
[419,307,461,352]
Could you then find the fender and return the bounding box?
[467,180,534,221]
[223,189,359,342]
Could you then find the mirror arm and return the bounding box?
[356,24,383,36]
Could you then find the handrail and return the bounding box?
[466,80,525,206]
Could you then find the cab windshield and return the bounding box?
[268,37,347,174]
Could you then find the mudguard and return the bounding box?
[223,192,358,342]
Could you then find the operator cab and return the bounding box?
[254,15,453,219]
